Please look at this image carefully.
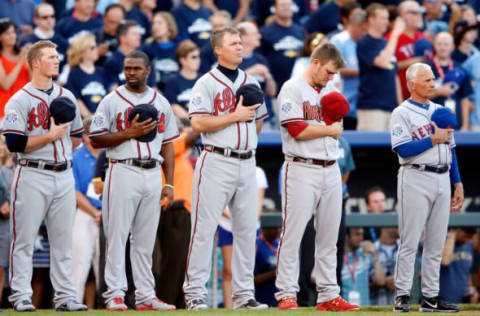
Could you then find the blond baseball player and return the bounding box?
[183,27,269,310]
[275,43,359,311]
[2,40,87,312]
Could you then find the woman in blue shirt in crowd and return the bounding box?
[66,33,107,118]
[141,11,179,91]
[163,39,201,119]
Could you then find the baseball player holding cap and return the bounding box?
[2,40,87,312]
[89,50,178,311]
[391,63,463,313]
[183,26,269,310]
[275,43,359,311]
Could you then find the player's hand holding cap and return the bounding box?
[443,67,466,86]
[413,38,434,59]
[235,84,264,107]
[127,104,158,142]
[321,91,350,125]
[49,96,76,125]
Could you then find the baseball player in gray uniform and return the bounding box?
[275,43,359,312]
[2,40,87,312]
[89,50,178,311]
[183,27,269,310]
[391,63,463,313]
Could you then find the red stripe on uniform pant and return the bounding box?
[9,166,23,288]
[184,152,208,285]
[276,162,290,277]
[59,139,67,161]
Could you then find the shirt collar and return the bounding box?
[407,99,429,110]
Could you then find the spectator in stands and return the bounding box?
[0,18,30,119]
[364,187,387,242]
[254,209,281,307]
[238,21,277,98]
[66,33,108,117]
[163,40,201,119]
[202,0,251,25]
[141,11,179,91]
[249,0,308,27]
[341,228,385,306]
[356,3,404,131]
[95,4,126,66]
[386,0,431,101]
[304,0,356,36]
[139,0,157,22]
[440,228,478,303]
[462,50,480,131]
[0,0,35,36]
[426,32,473,131]
[171,0,213,48]
[118,0,151,39]
[199,10,231,73]
[55,0,103,44]
[260,0,305,92]
[422,0,460,41]
[452,20,478,64]
[290,32,328,78]
[20,3,69,69]
[0,135,13,311]
[331,5,366,130]
[104,20,145,90]
[371,225,398,305]
[71,117,102,309]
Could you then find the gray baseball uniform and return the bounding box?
[391,99,454,298]
[183,67,268,307]
[89,85,179,305]
[3,83,83,307]
[275,77,343,304]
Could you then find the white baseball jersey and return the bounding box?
[188,67,268,151]
[390,99,455,166]
[279,76,340,160]
[89,85,179,161]
[3,83,84,161]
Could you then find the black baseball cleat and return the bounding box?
[393,295,411,312]
[234,299,269,310]
[419,296,459,313]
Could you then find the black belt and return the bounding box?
[292,156,336,167]
[410,164,449,174]
[204,145,253,160]
[19,159,71,172]
[111,159,159,169]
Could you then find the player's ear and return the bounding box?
[146,65,151,76]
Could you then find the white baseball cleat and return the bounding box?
[14,300,35,312]
[235,299,269,310]
[186,298,208,310]
[106,297,128,311]
[135,297,176,311]
[55,300,88,311]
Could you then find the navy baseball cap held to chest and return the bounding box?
[127,104,158,142]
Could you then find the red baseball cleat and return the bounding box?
[278,297,298,310]
[316,297,359,311]
[106,297,128,311]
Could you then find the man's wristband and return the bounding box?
[164,184,174,189]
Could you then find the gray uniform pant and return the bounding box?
[9,166,77,306]
[183,151,258,308]
[102,162,162,304]
[275,161,342,303]
[394,166,451,298]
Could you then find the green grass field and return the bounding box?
[2,305,480,315]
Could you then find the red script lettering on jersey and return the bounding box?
[303,101,322,122]
[27,102,50,131]
[213,88,236,116]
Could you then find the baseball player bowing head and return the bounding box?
[2,40,87,312]
[184,26,269,311]
[275,43,360,312]
[89,50,179,311]
[391,62,463,313]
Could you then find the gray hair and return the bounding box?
[406,63,432,92]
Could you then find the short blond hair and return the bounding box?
[67,33,96,68]
[27,40,57,69]
[154,11,178,41]
[210,26,239,50]
[310,43,344,68]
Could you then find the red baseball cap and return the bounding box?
[321,91,350,125]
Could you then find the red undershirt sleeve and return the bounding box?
[284,121,309,138]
